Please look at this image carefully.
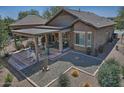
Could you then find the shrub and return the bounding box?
[71,70,79,77]
[4,73,13,87]
[121,66,124,79]
[98,45,104,53]
[15,41,24,50]
[98,58,121,87]
[0,64,3,69]
[83,82,91,87]
[58,74,70,87]
[94,48,98,57]
[86,47,92,55]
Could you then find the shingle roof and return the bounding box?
[65,9,115,28]
[10,15,47,26]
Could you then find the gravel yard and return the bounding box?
[49,68,99,87]
[0,58,33,87]
[29,61,73,87]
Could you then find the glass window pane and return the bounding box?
[79,33,85,45]
[87,33,92,47]
[76,33,79,44]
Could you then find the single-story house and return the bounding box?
[10,9,115,57]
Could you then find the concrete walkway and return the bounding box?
[105,39,124,66]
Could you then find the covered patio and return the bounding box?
[10,26,71,70]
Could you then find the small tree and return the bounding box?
[18,9,40,20]
[42,6,63,19]
[58,74,70,87]
[0,16,14,57]
[98,58,121,87]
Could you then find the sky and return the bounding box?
[0,6,121,19]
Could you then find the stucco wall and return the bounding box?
[72,21,96,52]
[47,11,77,27]
[71,21,114,52]
[94,26,114,48]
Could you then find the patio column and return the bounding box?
[59,32,63,53]
[34,36,39,62]
[45,34,48,48]
[13,34,17,48]
[45,33,50,55]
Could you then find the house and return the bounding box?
[10,9,115,60]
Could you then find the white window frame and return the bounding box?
[87,32,92,47]
[74,31,85,47]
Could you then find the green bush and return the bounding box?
[86,47,92,55]
[58,74,70,87]
[4,73,13,87]
[15,41,24,50]
[98,58,121,87]
[0,64,3,69]
[121,66,124,78]
[94,48,98,57]
[98,45,104,53]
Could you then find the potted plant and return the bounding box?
[86,47,92,55]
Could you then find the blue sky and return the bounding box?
[0,6,121,19]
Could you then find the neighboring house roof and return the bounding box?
[10,15,47,26]
[46,9,115,28]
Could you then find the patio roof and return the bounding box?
[12,28,60,36]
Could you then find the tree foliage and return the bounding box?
[18,9,40,20]
[58,74,70,87]
[42,6,63,19]
[0,16,14,56]
[115,7,124,30]
[98,58,121,87]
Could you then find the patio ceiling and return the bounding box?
[12,28,60,37]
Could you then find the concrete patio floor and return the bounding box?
[58,51,102,74]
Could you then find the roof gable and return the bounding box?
[46,9,115,28]
[66,9,115,28]
[46,9,77,26]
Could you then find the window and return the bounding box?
[74,31,85,47]
[87,32,92,47]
